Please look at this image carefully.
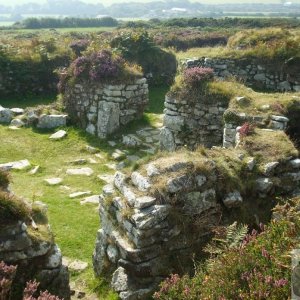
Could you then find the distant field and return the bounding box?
[0,26,117,32]
[0,21,14,26]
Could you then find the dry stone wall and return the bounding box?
[93,149,300,299]
[184,57,300,92]
[0,199,70,299]
[160,94,228,151]
[63,78,149,138]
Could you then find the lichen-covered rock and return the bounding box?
[37,114,67,129]
[0,106,13,123]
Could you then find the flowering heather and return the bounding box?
[88,50,124,81]
[238,122,255,138]
[71,50,124,82]
[72,56,90,78]
[183,67,214,87]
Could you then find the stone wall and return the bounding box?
[93,146,300,299]
[0,200,70,299]
[0,55,70,97]
[160,94,228,151]
[223,110,290,148]
[184,57,300,92]
[63,78,149,138]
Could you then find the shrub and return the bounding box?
[0,170,10,189]
[0,261,62,300]
[110,31,177,85]
[154,198,300,300]
[0,191,31,225]
[69,39,89,57]
[238,122,255,138]
[183,67,214,87]
[59,49,142,92]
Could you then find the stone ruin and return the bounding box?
[93,142,300,299]
[92,62,300,298]
[160,94,227,151]
[0,183,70,299]
[184,57,300,92]
[63,78,149,138]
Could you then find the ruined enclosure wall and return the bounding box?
[160,94,228,151]
[93,153,300,299]
[185,58,300,92]
[0,201,70,299]
[63,78,149,138]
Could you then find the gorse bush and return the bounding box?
[154,198,300,299]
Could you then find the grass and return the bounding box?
[0,125,119,298]
[240,128,298,163]
[176,27,300,61]
[0,94,57,108]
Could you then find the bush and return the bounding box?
[0,170,10,189]
[154,198,300,300]
[238,122,255,138]
[69,39,90,57]
[110,31,177,86]
[183,67,214,87]
[0,191,31,225]
[59,49,142,92]
[0,261,62,300]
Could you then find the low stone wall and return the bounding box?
[93,149,300,299]
[160,94,228,151]
[223,111,290,148]
[183,57,300,92]
[63,78,149,138]
[0,200,70,299]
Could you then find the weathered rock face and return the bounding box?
[0,200,70,299]
[37,114,67,129]
[184,57,300,92]
[63,78,149,138]
[93,150,300,299]
[160,94,228,151]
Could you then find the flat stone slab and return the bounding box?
[37,114,67,129]
[69,159,87,165]
[66,168,94,176]
[0,159,30,171]
[85,145,99,153]
[8,126,21,130]
[49,130,67,140]
[69,191,91,199]
[80,195,100,205]
[44,178,63,185]
[97,174,114,184]
[11,108,24,115]
[63,257,88,272]
[29,166,40,175]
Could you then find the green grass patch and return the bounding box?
[0,125,121,298]
[0,93,57,108]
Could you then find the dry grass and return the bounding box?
[209,80,300,117]
[240,128,298,163]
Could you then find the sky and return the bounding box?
[0,0,289,6]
